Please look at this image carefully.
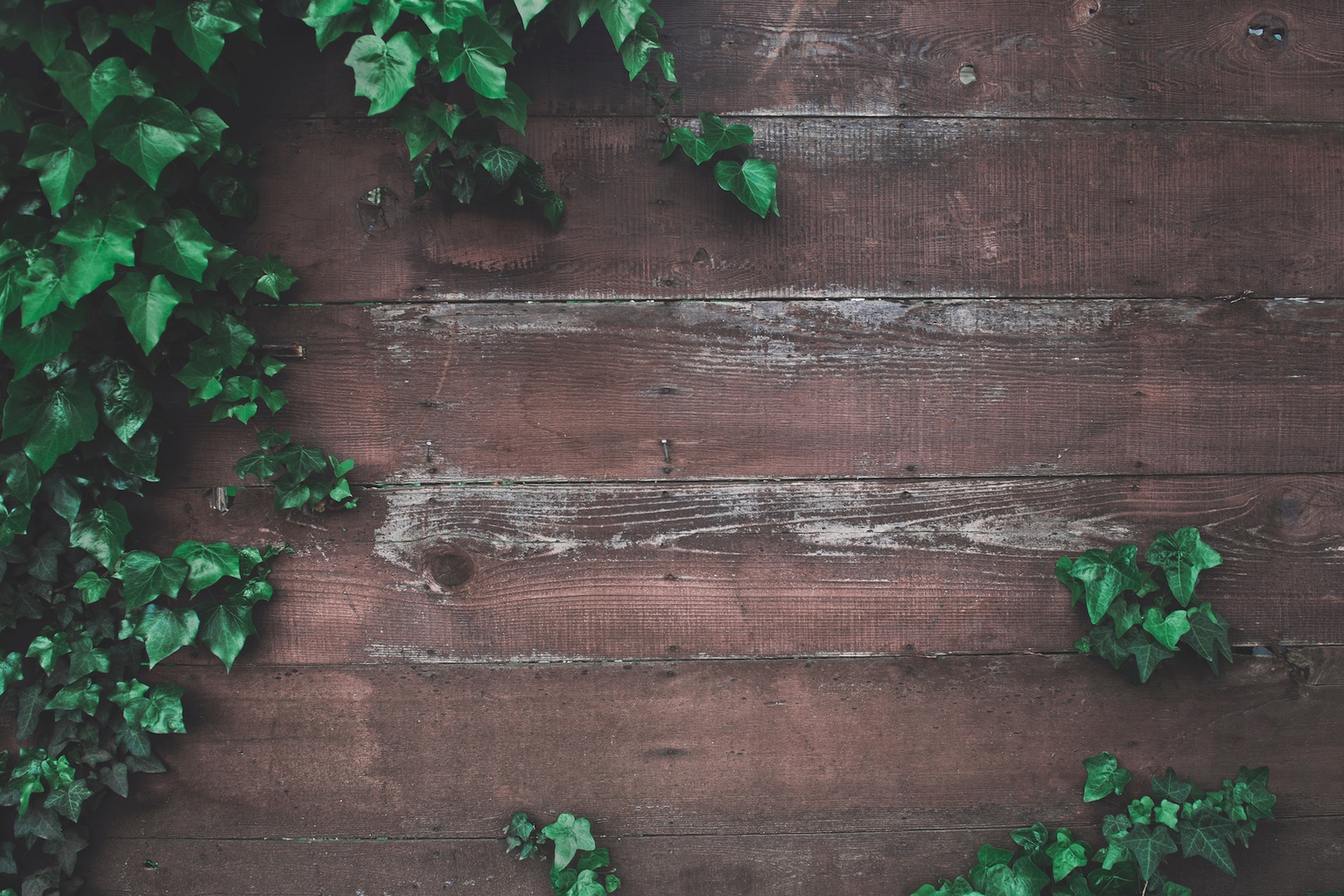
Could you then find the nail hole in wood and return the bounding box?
[1247,13,1288,50]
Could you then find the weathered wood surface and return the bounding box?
[250,2,1344,122]
[170,298,1344,485]
[240,117,1344,302]
[84,815,1344,896]
[141,475,1344,665]
[93,651,1343,841]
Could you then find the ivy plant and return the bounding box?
[505,811,621,896]
[911,752,1305,896]
[0,0,355,891]
[662,113,778,218]
[1057,528,1231,682]
[296,0,780,221]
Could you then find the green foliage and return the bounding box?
[505,811,621,896]
[1059,528,1231,682]
[234,429,358,512]
[0,1,356,890]
[910,753,1282,895]
[298,0,778,221]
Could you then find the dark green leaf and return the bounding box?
[19,123,95,213]
[109,271,185,353]
[713,158,779,219]
[345,32,424,116]
[1146,527,1222,606]
[1083,752,1132,802]
[93,96,201,188]
[69,501,132,568]
[115,550,189,608]
[438,16,514,99]
[133,604,199,667]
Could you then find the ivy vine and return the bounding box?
[506,810,620,896]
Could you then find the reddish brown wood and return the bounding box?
[93,651,1343,840]
[168,298,1344,485]
[248,2,1344,122]
[139,475,1344,666]
[239,117,1344,302]
[84,815,1344,896]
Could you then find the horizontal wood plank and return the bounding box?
[169,298,1344,485]
[92,651,1343,841]
[248,2,1344,122]
[84,816,1344,896]
[239,117,1344,302]
[141,475,1344,665]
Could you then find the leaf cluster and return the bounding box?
[299,0,778,220]
[1058,528,1231,682]
[662,113,779,219]
[505,811,620,896]
[912,752,1283,896]
[0,1,355,890]
[234,428,356,512]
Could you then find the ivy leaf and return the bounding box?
[167,0,249,71]
[19,123,96,213]
[172,540,241,593]
[1125,631,1177,683]
[478,81,529,133]
[345,32,424,116]
[405,0,486,33]
[1231,767,1276,820]
[68,637,110,679]
[1141,608,1190,651]
[713,159,779,219]
[115,550,189,608]
[111,680,186,733]
[134,604,200,668]
[45,51,150,126]
[437,16,514,99]
[663,113,752,165]
[46,680,100,716]
[52,207,143,303]
[598,0,650,49]
[139,211,216,282]
[78,6,111,52]
[201,594,256,670]
[69,501,132,568]
[480,145,525,183]
[1151,769,1194,805]
[1083,752,1132,802]
[94,358,153,444]
[541,813,595,869]
[93,96,202,188]
[253,256,298,299]
[515,0,550,27]
[1146,528,1222,606]
[2,369,98,473]
[43,777,93,822]
[1119,824,1177,881]
[109,272,185,354]
[1057,545,1156,625]
[1178,809,1237,875]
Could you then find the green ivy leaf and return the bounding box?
[1151,769,1195,805]
[45,51,151,126]
[713,159,779,219]
[598,0,650,49]
[109,271,185,353]
[93,96,202,188]
[663,113,752,165]
[167,0,249,71]
[139,211,217,282]
[541,813,595,869]
[43,776,92,822]
[1141,608,1190,651]
[69,501,132,568]
[52,206,143,303]
[94,358,153,444]
[19,123,96,213]
[404,0,486,34]
[478,81,529,133]
[2,369,99,472]
[1083,752,1132,802]
[1177,809,1238,875]
[1125,631,1176,683]
[1057,545,1156,625]
[111,680,187,733]
[201,594,256,670]
[116,550,189,608]
[172,539,241,592]
[437,16,514,99]
[78,6,111,52]
[1146,528,1222,606]
[134,604,200,667]
[45,680,100,716]
[1119,824,1177,881]
[345,32,424,116]
[514,0,550,27]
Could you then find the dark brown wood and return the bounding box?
[239,117,1344,302]
[248,2,1344,122]
[93,651,1343,841]
[140,474,1344,666]
[83,815,1344,896]
[169,298,1344,485]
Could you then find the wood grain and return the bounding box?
[139,475,1344,665]
[84,816,1344,896]
[167,298,1344,485]
[248,1,1344,122]
[92,651,1344,841]
[238,116,1344,302]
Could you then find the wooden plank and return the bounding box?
[239,117,1344,302]
[140,475,1344,665]
[92,651,1344,840]
[247,2,1344,122]
[84,816,1344,895]
[168,298,1344,485]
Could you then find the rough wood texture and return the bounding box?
[240,117,1344,302]
[141,475,1344,665]
[170,298,1344,485]
[83,816,1344,896]
[249,2,1344,122]
[94,651,1343,841]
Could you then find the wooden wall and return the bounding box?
[86,2,1344,893]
